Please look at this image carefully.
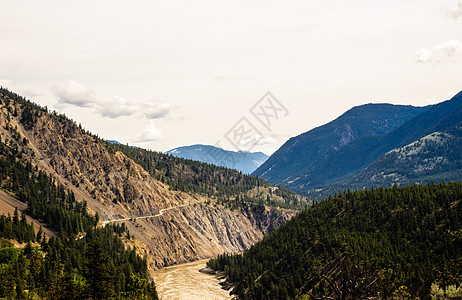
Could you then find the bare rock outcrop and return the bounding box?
[0,99,295,275]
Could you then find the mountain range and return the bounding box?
[1,86,460,299]
[253,92,462,198]
[0,88,304,278]
[165,144,268,174]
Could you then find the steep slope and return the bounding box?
[0,88,298,274]
[307,92,462,197]
[0,189,55,238]
[109,141,307,210]
[253,103,429,188]
[347,96,462,188]
[0,117,158,299]
[165,144,268,174]
[255,93,462,198]
[208,182,462,299]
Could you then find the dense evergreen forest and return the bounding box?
[208,182,462,299]
[107,141,306,209]
[0,88,158,299]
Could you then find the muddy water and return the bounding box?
[152,259,231,300]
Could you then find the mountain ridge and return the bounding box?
[165,144,268,174]
[253,93,462,198]
[253,102,430,189]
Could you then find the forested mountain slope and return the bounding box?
[349,127,462,189]
[0,125,158,298]
[208,182,462,299]
[253,103,428,190]
[313,92,462,198]
[108,141,306,210]
[254,92,462,199]
[0,88,301,277]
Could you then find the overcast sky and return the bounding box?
[1,0,461,155]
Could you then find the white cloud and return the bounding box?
[142,101,175,119]
[52,80,97,107]
[51,80,183,120]
[417,39,462,63]
[133,121,163,143]
[98,96,138,118]
[435,40,462,57]
[416,48,433,63]
[447,1,462,19]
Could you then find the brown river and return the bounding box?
[152,259,232,300]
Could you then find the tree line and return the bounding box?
[107,141,306,210]
[208,182,462,299]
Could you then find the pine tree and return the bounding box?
[85,241,114,299]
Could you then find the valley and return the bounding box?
[3,1,462,299]
[0,87,460,299]
[0,88,300,282]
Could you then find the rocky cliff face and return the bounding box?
[121,203,295,270]
[0,93,295,274]
[22,111,179,214]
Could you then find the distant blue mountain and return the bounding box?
[165,144,268,174]
[108,140,122,145]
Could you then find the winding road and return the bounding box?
[101,202,194,227]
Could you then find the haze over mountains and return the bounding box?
[165,144,268,174]
[253,92,462,198]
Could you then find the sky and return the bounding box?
[1,0,462,155]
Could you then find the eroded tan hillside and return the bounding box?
[0,95,295,274]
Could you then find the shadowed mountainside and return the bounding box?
[254,93,462,199]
